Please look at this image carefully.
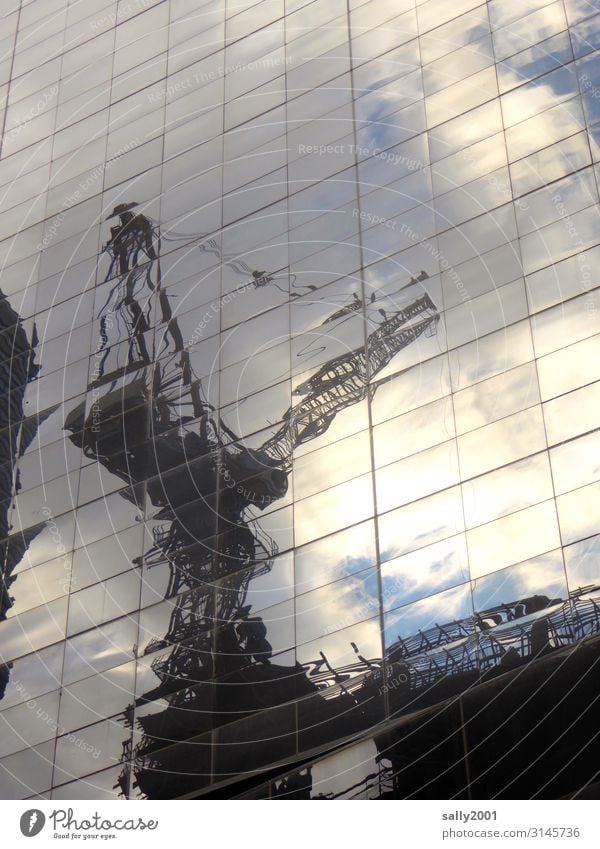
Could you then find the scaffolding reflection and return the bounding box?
[61,204,440,796]
[58,203,600,798]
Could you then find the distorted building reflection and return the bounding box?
[0,289,41,700]
[54,203,600,798]
[60,203,441,797]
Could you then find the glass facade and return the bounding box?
[0,0,599,800]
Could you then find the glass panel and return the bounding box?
[432,131,507,195]
[53,718,131,785]
[354,70,423,125]
[419,6,490,66]
[220,381,292,440]
[457,406,547,480]
[226,0,284,42]
[219,339,291,406]
[472,550,568,625]
[295,567,379,644]
[489,0,561,30]
[375,439,460,513]
[497,30,573,93]
[435,166,512,228]
[288,166,356,226]
[437,203,518,268]
[462,453,554,529]
[449,320,534,391]
[510,131,591,197]
[371,353,451,424]
[383,582,473,651]
[0,644,63,711]
[223,166,287,225]
[57,662,136,735]
[564,535,600,593]
[51,766,124,799]
[4,556,70,619]
[550,430,600,495]
[294,473,374,547]
[543,381,600,445]
[352,10,417,63]
[217,42,280,105]
[289,132,355,187]
[353,39,420,95]
[350,0,413,34]
[360,170,434,229]
[378,485,465,563]
[214,599,295,673]
[557,481,600,546]
[358,134,429,188]
[291,738,381,799]
[525,242,600,313]
[0,598,67,664]
[381,533,470,609]
[70,525,144,591]
[356,101,426,153]
[72,493,142,549]
[292,430,372,501]
[453,361,540,434]
[296,616,382,682]
[425,67,498,127]
[0,690,60,758]
[217,550,294,616]
[219,304,290,369]
[565,0,600,26]
[364,244,443,303]
[428,99,503,163]
[517,169,598,238]
[492,1,568,63]
[467,500,561,580]
[0,741,54,799]
[225,75,286,130]
[288,0,347,41]
[373,396,455,468]
[505,96,585,162]
[423,35,495,97]
[501,63,578,128]
[442,242,523,309]
[445,279,528,350]
[531,290,600,357]
[62,616,138,686]
[294,520,377,595]
[536,334,600,400]
[66,570,141,637]
[417,0,483,35]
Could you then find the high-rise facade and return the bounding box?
[0,0,599,800]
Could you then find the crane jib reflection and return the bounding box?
[60,203,444,796]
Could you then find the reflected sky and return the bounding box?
[382,533,470,609]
